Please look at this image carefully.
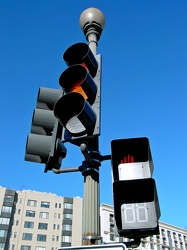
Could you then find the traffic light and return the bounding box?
[54,42,101,144]
[25,87,67,173]
[111,137,161,238]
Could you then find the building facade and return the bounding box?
[0,188,17,250]
[0,187,82,250]
[1,187,187,250]
[100,203,187,250]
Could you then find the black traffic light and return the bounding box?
[25,87,67,173]
[111,137,161,238]
[54,42,101,144]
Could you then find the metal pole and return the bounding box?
[80,7,105,245]
[82,165,100,245]
[81,142,101,245]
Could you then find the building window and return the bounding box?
[18,209,21,214]
[142,242,146,247]
[20,246,31,250]
[110,224,114,233]
[35,247,46,250]
[180,242,184,249]
[4,195,14,202]
[57,224,60,230]
[38,223,48,230]
[150,243,154,249]
[56,236,59,241]
[0,244,5,250]
[27,200,37,207]
[2,206,12,213]
[109,213,114,222]
[150,236,154,241]
[110,234,114,241]
[55,203,57,208]
[173,232,177,239]
[37,234,47,242]
[11,244,15,250]
[163,237,167,245]
[59,203,61,208]
[174,240,178,247]
[22,233,33,241]
[0,217,10,225]
[41,201,50,208]
[63,224,72,231]
[62,236,71,242]
[64,213,72,220]
[0,229,7,237]
[14,232,17,238]
[53,224,56,229]
[39,212,49,219]
[24,221,34,229]
[64,203,73,209]
[26,210,35,217]
[52,235,55,241]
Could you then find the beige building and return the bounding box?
[0,187,82,250]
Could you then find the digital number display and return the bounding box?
[121,203,148,224]
[121,202,156,229]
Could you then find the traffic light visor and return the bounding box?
[54,92,96,136]
[59,64,97,104]
[113,178,160,237]
[25,134,52,162]
[63,42,98,77]
[111,137,153,181]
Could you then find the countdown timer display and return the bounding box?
[121,202,157,229]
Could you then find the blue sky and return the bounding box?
[0,1,187,230]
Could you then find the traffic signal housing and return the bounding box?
[54,43,101,144]
[25,87,67,172]
[111,137,160,238]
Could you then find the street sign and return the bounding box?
[58,243,126,250]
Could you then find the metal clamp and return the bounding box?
[82,235,103,244]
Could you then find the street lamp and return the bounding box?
[80,7,105,55]
[79,7,105,246]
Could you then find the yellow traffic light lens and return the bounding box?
[59,64,97,104]
[70,80,88,99]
